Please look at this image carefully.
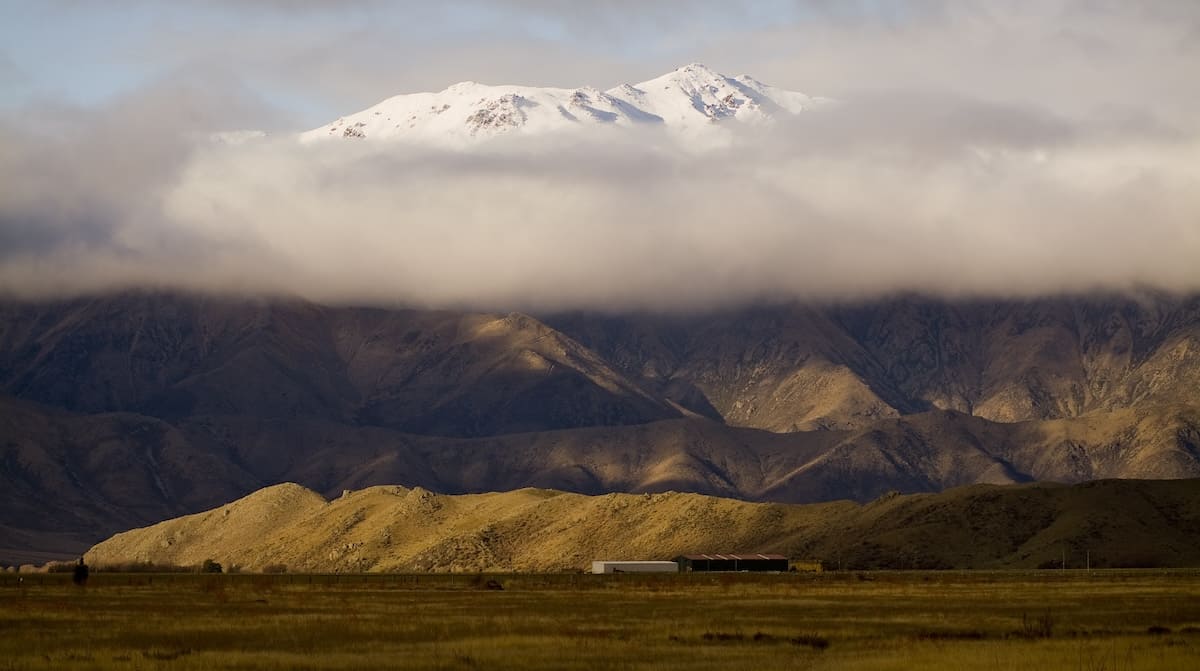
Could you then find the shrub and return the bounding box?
[199,559,223,574]
[1018,611,1055,639]
[790,634,830,650]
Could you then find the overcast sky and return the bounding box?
[2,1,1199,310]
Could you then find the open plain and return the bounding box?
[1,570,1198,670]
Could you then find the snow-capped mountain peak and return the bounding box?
[300,65,823,148]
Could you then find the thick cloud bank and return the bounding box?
[3,91,1197,311]
[3,0,1199,310]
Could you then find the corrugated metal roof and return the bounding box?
[677,554,787,561]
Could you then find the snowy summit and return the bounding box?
[300,64,824,148]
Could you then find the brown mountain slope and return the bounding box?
[546,307,906,431]
[0,294,679,437]
[0,395,263,562]
[85,479,1200,572]
[193,404,1200,504]
[547,294,1200,430]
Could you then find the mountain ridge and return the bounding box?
[5,394,1199,565]
[85,478,1200,572]
[298,63,824,147]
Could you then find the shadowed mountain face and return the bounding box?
[3,292,1200,564]
[0,295,678,436]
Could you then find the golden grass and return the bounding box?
[1,571,1198,670]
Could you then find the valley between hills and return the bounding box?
[3,291,1200,566]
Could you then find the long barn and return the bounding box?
[591,561,678,574]
[673,554,789,572]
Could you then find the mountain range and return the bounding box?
[3,291,1200,565]
[297,63,823,147]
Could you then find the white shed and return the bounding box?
[591,560,678,574]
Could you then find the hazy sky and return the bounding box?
[2,1,1199,309]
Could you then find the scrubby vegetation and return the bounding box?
[1,570,1198,669]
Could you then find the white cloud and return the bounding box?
[2,90,1197,309]
[2,1,1199,309]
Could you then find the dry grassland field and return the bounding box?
[2,571,1199,670]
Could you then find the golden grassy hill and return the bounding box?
[86,478,1200,573]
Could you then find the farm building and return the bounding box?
[673,554,789,572]
[591,561,679,574]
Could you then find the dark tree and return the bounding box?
[72,558,89,586]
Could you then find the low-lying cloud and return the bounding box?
[2,85,1197,311]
